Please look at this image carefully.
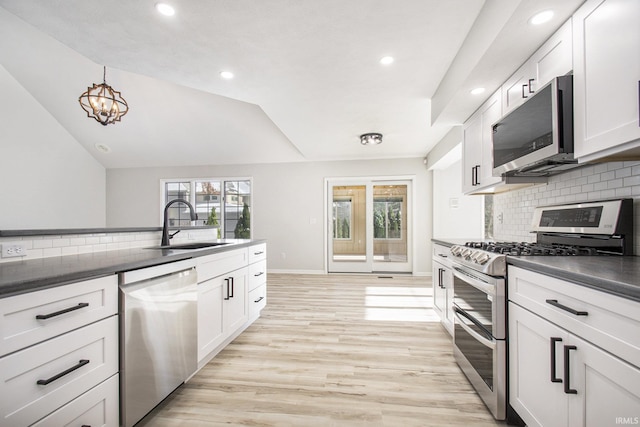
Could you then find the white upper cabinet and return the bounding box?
[573,0,640,162]
[502,20,573,116]
[462,89,503,194]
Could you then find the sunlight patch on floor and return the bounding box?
[364,286,436,322]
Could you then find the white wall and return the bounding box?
[0,65,106,229]
[432,159,484,239]
[106,158,432,274]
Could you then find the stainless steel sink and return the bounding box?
[148,242,230,250]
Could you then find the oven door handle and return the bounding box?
[453,306,496,349]
[452,267,496,296]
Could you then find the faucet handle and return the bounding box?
[169,230,181,239]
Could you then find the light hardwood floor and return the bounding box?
[139,274,504,426]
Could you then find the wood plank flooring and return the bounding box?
[139,274,504,426]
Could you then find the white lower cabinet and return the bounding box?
[508,266,640,427]
[31,374,119,427]
[197,266,248,363]
[0,315,118,426]
[431,258,453,335]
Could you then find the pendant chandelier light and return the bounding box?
[78,66,129,126]
[360,132,383,145]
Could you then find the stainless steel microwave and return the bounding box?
[492,75,575,177]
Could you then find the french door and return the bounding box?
[327,178,412,273]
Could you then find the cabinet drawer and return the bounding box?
[0,315,118,426]
[249,284,266,319]
[31,374,119,427]
[249,243,267,264]
[508,266,640,368]
[432,243,451,266]
[197,248,248,282]
[248,260,267,291]
[0,275,117,356]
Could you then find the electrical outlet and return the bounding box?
[2,242,27,258]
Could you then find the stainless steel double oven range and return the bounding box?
[447,199,634,420]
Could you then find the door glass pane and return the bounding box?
[225,180,251,238]
[373,184,407,262]
[332,185,366,262]
[164,182,192,226]
[195,181,221,237]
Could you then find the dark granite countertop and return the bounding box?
[0,239,264,298]
[507,256,640,303]
[0,226,217,237]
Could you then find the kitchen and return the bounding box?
[1,0,639,426]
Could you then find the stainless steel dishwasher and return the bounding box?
[119,259,198,427]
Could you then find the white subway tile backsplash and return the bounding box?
[493,161,640,254]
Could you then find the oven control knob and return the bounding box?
[450,246,462,257]
[476,253,490,265]
[462,248,473,259]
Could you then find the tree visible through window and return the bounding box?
[374,198,402,239]
[333,199,351,239]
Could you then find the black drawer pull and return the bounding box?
[224,278,230,300]
[550,337,563,383]
[254,296,264,303]
[37,359,90,385]
[563,345,577,394]
[254,271,264,277]
[254,251,264,255]
[36,302,89,320]
[545,299,588,316]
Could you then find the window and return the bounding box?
[333,199,352,239]
[162,178,252,239]
[374,197,402,239]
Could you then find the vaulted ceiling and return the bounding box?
[0,0,584,168]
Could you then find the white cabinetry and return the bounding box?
[197,248,249,365]
[0,275,119,426]
[462,89,502,194]
[502,20,573,115]
[573,0,640,162]
[508,266,640,427]
[431,244,453,335]
[248,243,267,321]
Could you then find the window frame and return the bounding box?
[160,177,253,239]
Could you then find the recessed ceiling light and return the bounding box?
[95,143,111,153]
[220,71,234,79]
[470,87,486,95]
[380,56,394,65]
[530,10,554,25]
[155,3,175,16]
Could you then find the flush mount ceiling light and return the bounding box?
[380,56,395,65]
[470,87,486,95]
[155,2,175,16]
[78,66,129,126]
[530,10,554,25]
[360,133,383,145]
[220,71,234,79]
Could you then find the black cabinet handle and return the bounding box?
[528,78,535,94]
[546,299,588,316]
[522,83,529,99]
[254,271,264,277]
[37,359,90,385]
[229,276,234,298]
[254,251,264,255]
[471,165,480,186]
[254,296,264,303]
[550,337,563,383]
[563,345,577,394]
[438,268,446,289]
[36,302,89,320]
[224,278,230,300]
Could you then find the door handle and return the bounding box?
[36,302,89,320]
[563,345,578,394]
[37,359,90,385]
[546,299,588,316]
[550,337,563,383]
